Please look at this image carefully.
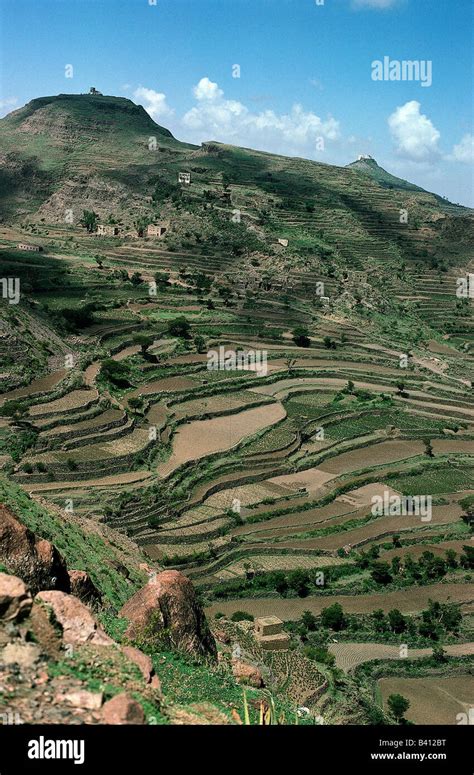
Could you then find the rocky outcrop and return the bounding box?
[101,693,145,725]
[68,570,101,606]
[231,659,264,688]
[119,570,217,660]
[0,504,70,595]
[0,571,33,621]
[34,590,114,647]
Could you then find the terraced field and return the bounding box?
[1,91,473,725]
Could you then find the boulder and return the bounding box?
[231,659,264,688]
[122,645,153,684]
[0,504,70,595]
[0,571,32,622]
[2,641,42,668]
[119,570,216,660]
[34,590,114,647]
[101,693,145,725]
[68,570,101,606]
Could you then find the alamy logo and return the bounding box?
[28,736,85,765]
[1,277,20,305]
[456,274,474,299]
[371,492,432,522]
[372,57,432,87]
[207,346,268,376]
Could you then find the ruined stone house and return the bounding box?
[147,222,169,238]
[97,224,119,237]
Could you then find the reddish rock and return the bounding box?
[122,645,153,683]
[214,629,231,645]
[34,591,114,647]
[58,690,103,710]
[0,571,32,621]
[68,570,101,606]
[231,660,264,688]
[119,570,216,660]
[0,504,70,595]
[101,693,145,725]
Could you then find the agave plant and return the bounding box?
[232,689,299,726]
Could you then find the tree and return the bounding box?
[292,326,310,348]
[387,693,410,723]
[194,334,206,353]
[80,210,99,233]
[133,333,153,355]
[1,399,29,419]
[284,357,297,375]
[154,271,170,290]
[321,603,346,631]
[130,272,143,286]
[288,569,310,597]
[100,359,131,387]
[424,439,434,458]
[370,561,393,586]
[301,611,317,631]
[371,609,386,633]
[396,380,405,395]
[95,256,104,269]
[167,316,191,339]
[134,216,150,237]
[323,336,336,350]
[388,608,406,633]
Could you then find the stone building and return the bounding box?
[178,172,191,185]
[97,224,119,237]
[277,238,289,247]
[254,616,290,651]
[17,243,41,252]
[147,222,168,238]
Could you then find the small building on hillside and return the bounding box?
[178,171,191,185]
[277,238,289,248]
[89,87,103,95]
[147,222,169,238]
[255,616,290,651]
[97,224,119,237]
[17,243,42,252]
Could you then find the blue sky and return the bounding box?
[1,0,473,204]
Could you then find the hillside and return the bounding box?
[0,92,473,727]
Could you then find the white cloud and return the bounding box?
[388,100,440,162]
[0,97,18,116]
[193,77,223,102]
[133,86,174,121]
[182,77,340,156]
[352,0,399,8]
[448,134,474,164]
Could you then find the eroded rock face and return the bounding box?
[34,591,114,647]
[0,572,33,622]
[100,693,145,725]
[0,505,70,595]
[119,570,217,661]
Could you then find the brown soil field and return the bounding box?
[378,675,474,725]
[329,642,474,673]
[29,389,97,417]
[157,402,286,476]
[21,469,152,492]
[205,583,474,620]
[232,500,352,537]
[127,376,197,400]
[267,467,338,496]
[112,344,141,361]
[83,362,101,386]
[0,370,67,404]
[318,440,425,475]
[268,506,462,553]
